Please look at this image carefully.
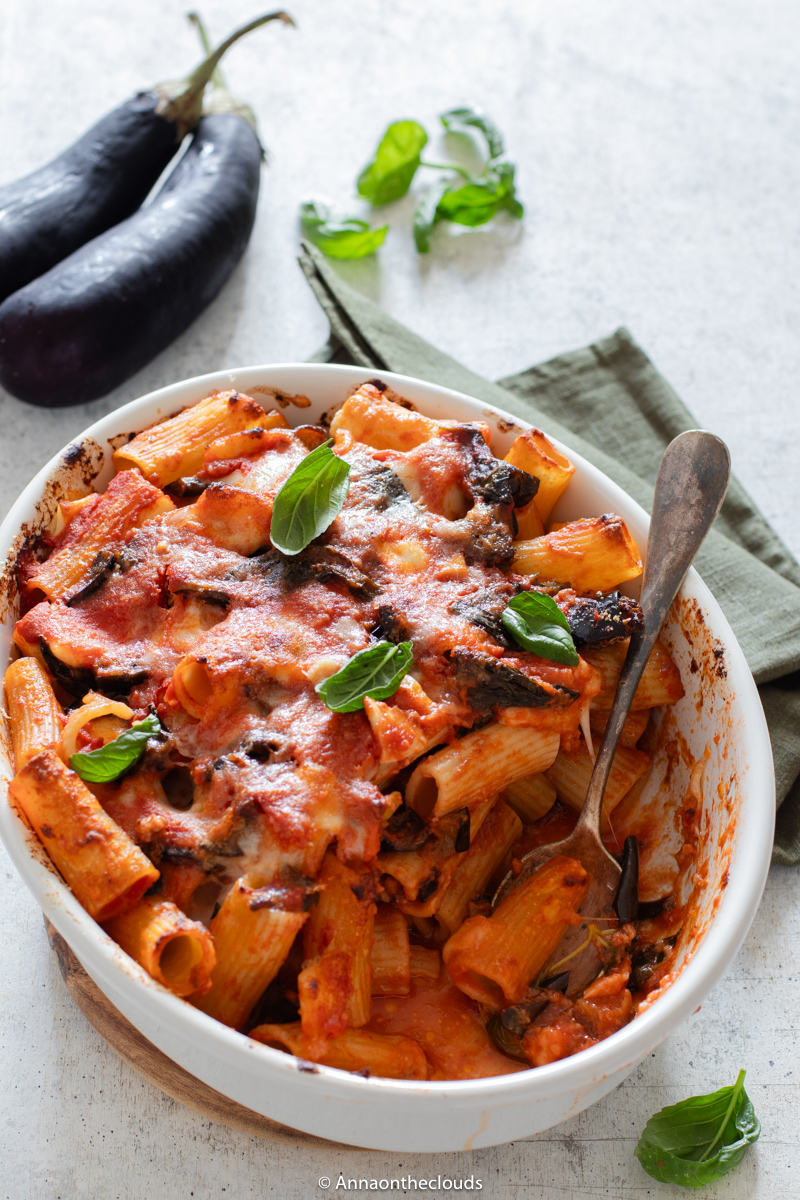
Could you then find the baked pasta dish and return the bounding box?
[4,381,688,1080]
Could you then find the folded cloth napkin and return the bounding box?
[299,241,800,866]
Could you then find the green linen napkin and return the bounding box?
[299,241,800,866]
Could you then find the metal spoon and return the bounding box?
[493,430,731,996]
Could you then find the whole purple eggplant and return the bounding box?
[0,13,285,304]
[0,12,291,407]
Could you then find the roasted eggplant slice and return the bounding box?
[64,550,117,607]
[248,876,323,913]
[452,650,579,710]
[165,476,211,498]
[416,869,441,903]
[449,582,519,646]
[445,426,538,509]
[38,636,95,695]
[380,804,429,853]
[348,459,410,511]
[297,546,380,599]
[233,546,379,599]
[614,835,640,922]
[561,591,644,647]
[95,668,149,695]
[482,462,538,508]
[375,603,413,645]
[461,505,515,571]
[171,584,231,607]
[38,636,147,697]
[637,895,671,920]
[485,1013,529,1063]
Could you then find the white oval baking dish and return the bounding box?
[0,363,774,1152]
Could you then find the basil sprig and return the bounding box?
[69,713,161,783]
[413,107,524,252]
[300,201,388,260]
[635,1070,760,1187]
[306,106,522,258]
[357,120,428,205]
[316,641,413,713]
[270,440,351,556]
[501,592,579,666]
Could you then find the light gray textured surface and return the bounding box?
[1,0,798,1196]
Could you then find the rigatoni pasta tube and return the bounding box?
[157,860,208,913]
[443,855,589,1010]
[504,772,558,824]
[547,741,651,831]
[8,749,159,921]
[378,795,496,911]
[409,946,441,981]
[4,658,62,769]
[405,723,560,820]
[504,428,575,522]
[435,802,522,940]
[171,656,215,719]
[300,853,376,1040]
[203,413,288,464]
[193,876,307,1029]
[514,499,545,541]
[583,639,684,711]
[514,515,642,593]
[103,896,216,998]
[250,1023,428,1080]
[378,839,461,914]
[113,390,271,485]
[330,383,443,453]
[58,691,133,762]
[26,470,172,600]
[190,484,273,557]
[590,706,651,748]
[371,907,411,996]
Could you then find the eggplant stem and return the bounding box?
[185,11,294,91]
[187,11,226,90]
[157,11,294,139]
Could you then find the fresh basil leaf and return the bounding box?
[436,161,524,228]
[357,120,428,205]
[300,201,387,260]
[69,713,162,783]
[635,1070,760,1187]
[270,439,351,556]
[316,641,413,713]
[413,179,450,253]
[440,106,505,160]
[501,592,579,665]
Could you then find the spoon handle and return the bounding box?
[576,430,730,839]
